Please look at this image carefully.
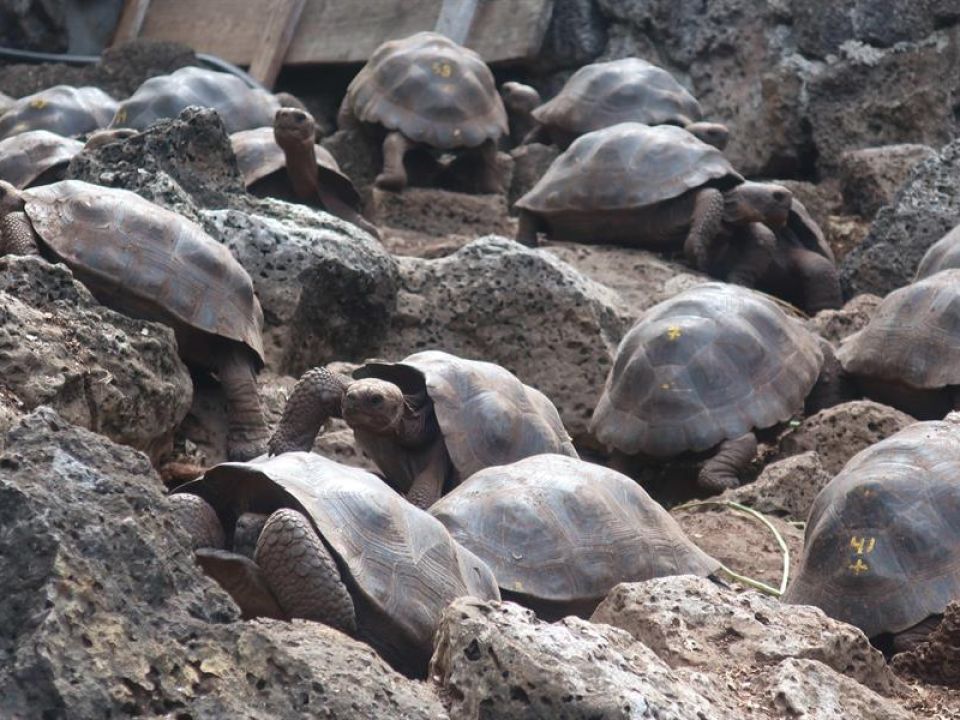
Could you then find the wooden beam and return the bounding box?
[110,0,152,46]
[434,0,481,44]
[248,0,307,88]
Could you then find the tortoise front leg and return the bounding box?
[0,211,40,256]
[268,366,351,455]
[683,187,725,271]
[195,548,288,620]
[516,209,544,247]
[217,347,269,462]
[789,246,843,314]
[457,139,503,194]
[698,432,757,492]
[404,439,451,509]
[375,131,413,192]
[167,493,226,549]
[725,222,774,288]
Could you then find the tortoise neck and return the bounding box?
[280,138,320,202]
[395,390,435,448]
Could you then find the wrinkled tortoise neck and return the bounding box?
[395,390,436,448]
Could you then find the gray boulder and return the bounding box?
[807,293,881,344]
[0,407,446,718]
[0,255,191,461]
[721,451,833,521]
[839,143,937,217]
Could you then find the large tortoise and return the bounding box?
[915,224,960,279]
[0,179,269,460]
[0,85,118,140]
[338,31,508,193]
[429,453,719,620]
[590,283,824,491]
[837,269,960,419]
[169,451,500,675]
[784,418,960,653]
[269,350,577,507]
[111,66,280,134]
[515,123,793,288]
[0,130,83,189]
[230,109,379,238]
[525,58,728,150]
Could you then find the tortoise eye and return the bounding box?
[370,394,383,406]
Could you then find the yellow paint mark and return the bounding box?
[849,558,869,575]
[661,383,671,390]
[512,580,524,591]
[114,108,127,124]
[666,325,682,341]
[849,536,876,555]
[432,61,453,78]
[29,98,47,109]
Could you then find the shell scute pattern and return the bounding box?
[0,85,117,140]
[0,130,84,188]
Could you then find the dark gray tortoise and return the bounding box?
[0,85,118,140]
[515,123,792,289]
[269,350,577,507]
[429,453,719,620]
[230,109,379,238]
[111,66,280,133]
[0,130,84,189]
[916,224,960,279]
[525,58,728,150]
[784,418,960,653]
[837,269,960,419]
[168,451,500,675]
[591,283,824,491]
[0,179,269,460]
[337,31,508,193]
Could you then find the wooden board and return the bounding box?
[247,0,306,87]
[135,0,554,65]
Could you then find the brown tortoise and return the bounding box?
[0,85,118,140]
[338,31,508,193]
[591,283,824,491]
[429,453,719,621]
[916,224,960,279]
[169,451,500,675]
[0,179,269,460]
[837,268,960,419]
[0,130,83,189]
[268,350,577,507]
[525,58,729,150]
[515,123,793,290]
[230,109,379,238]
[784,418,960,653]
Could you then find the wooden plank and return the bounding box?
[435,0,481,45]
[248,0,307,88]
[110,0,152,46]
[136,0,553,65]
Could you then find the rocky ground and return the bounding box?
[2,2,960,717]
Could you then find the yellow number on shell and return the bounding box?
[29,98,47,110]
[432,61,453,78]
[666,326,682,341]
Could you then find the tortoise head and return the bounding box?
[685,121,729,151]
[342,378,407,434]
[274,107,316,151]
[0,180,25,216]
[83,128,138,152]
[723,182,792,228]
[500,81,542,114]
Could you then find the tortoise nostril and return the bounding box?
[772,191,787,202]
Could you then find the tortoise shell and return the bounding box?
[22,180,264,365]
[111,67,280,134]
[532,58,704,137]
[176,452,500,661]
[591,283,823,457]
[354,350,577,482]
[230,126,361,209]
[339,31,507,150]
[430,453,718,615]
[515,122,741,215]
[0,91,14,117]
[838,269,960,390]
[916,226,960,279]
[784,419,960,637]
[0,86,118,140]
[0,130,84,189]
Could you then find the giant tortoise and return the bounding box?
[591,283,824,491]
[169,451,500,675]
[525,58,728,150]
[429,453,719,620]
[0,179,268,460]
[337,31,508,193]
[837,269,960,419]
[0,130,83,189]
[268,350,577,507]
[916,224,960,279]
[515,123,792,287]
[784,418,960,653]
[0,85,118,140]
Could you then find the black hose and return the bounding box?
[0,45,266,90]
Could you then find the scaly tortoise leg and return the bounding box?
[516,209,543,247]
[1,211,41,256]
[167,493,226,549]
[269,366,351,455]
[375,131,413,192]
[217,347,269,462]
[698,432,757,492]
[683,187,725,272]
[255,508,357,634]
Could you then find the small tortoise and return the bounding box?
[230,109,379,238]
[0,85,118,140]
[338,31,508,193]
[524,58,728,150]
[0,179,269,460]
[429,453,719,620]
[515,123,792,288]
[269,350,577,507]
[0,130,83,189]
[591,283,824,491]
[169,451,500,675]
[837,268,960,419]
[111,66,280,134]
[915,224,960,279]
[784,418,960,653]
